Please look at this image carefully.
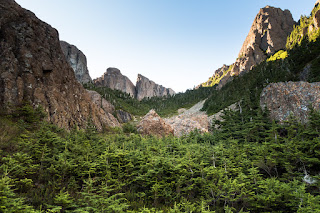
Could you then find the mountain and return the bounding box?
[94,67,136,97]
[2,1,320,212]
[200,6,294,89]
[0,0,119,130]
[135,74,175,100]
[94,68,175,100]
[60,40,92,84]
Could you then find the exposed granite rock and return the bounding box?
[260,81,320,123]
[165,100,209,137]
[60,41,92,84]
[94,68,136,97]
[199,6,294,90]
[136,74,175,100]
[137,110,174,137]
[0,0,120,130]
[116,109,132,123]
[231,6,294,77]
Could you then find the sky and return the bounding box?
[15,0,317,93]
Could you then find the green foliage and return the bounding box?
[267,50,288,62]
[202,65,234,87]
[85,83,215,117]
[1,104,320,212]
[122,123,138,134]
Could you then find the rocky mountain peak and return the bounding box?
[94,70,175,100]
[94,67,136,97]
[231,6,294,75]
[199,6,294,89]
[231,6,294,76]
[136,74,175,100]
[60,41,92,84]
[106,67,122,75]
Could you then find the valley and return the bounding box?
[1,0,320,212]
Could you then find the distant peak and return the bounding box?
[106,67,121,75]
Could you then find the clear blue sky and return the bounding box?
[16,0,317,92]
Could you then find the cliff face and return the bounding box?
[94,69,175,100]
[0,0,120,130]
[231,6,294,76]
[94,68,136,97]
[135,74,175,100]
[60,41,92,84]
[260,81,320,123]
[200,6,294,89]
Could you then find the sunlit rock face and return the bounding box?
[201,6,294,90]
[260,81,320,123]
[0,0,120,130]
[60,41,92,84]
[230,6,294,77]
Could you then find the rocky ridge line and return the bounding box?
[94,68,175,100]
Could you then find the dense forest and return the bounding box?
[1,102,320,212]
[2,3,320,213]
[84,84,214,117]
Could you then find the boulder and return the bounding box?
[260,81,320,123]
[60,41,92,84]
[137,110,174,137]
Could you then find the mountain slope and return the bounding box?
[0,0,119,130]
[200,6,294,89]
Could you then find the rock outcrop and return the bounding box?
[199,6,294,89]
[231,6,294,76]
[60,41,92,84]
[260,81,320,123]
[94,68,175,100]
[116,109,132,123]
[86,90,120,127]
[136,74,175,100]
[137,110,174,137]
[94,68,136,97]
[165,100,209,137]
[0,0,120,130]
